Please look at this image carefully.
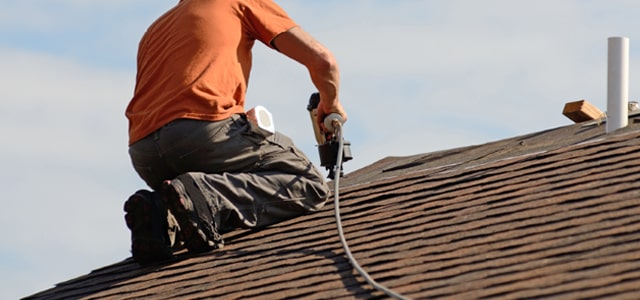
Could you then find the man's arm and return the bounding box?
[271,26,347,128]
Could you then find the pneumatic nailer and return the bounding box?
[306,92,353,179]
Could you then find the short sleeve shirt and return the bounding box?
[126,0,297,144]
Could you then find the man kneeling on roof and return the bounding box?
[123,0,347,264]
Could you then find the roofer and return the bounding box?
[123,0,347,264]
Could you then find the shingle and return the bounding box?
[25,115,640,299]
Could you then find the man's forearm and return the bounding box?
[272,26,347,125]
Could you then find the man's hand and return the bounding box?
[317,99,347,133]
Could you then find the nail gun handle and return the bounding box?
[307,93,326,144]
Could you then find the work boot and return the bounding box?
[124,190,173,264]
[162,178,223,253]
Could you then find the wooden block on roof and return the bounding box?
[563,100,604,123]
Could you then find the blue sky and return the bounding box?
[2,1,640,298]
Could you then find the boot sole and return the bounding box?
[124,191,173,264]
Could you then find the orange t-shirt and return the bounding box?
[126,0,297,145]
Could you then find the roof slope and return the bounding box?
[26,115,640,299]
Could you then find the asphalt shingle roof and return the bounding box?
[25,114,640,299]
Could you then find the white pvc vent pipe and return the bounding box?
[606,36,629,133]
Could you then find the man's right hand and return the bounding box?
[317,100,347,133]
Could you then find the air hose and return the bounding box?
[327,119,410,300]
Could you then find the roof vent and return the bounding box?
[606,36,629,133]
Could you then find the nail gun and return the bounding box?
[306,92,353,179]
